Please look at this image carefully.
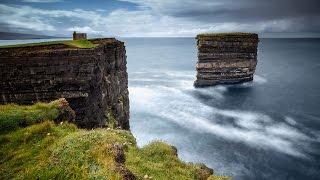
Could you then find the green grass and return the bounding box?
[106,108,116,129]
[197,32,257,38]
[0,101,230,180]
[126,141,227,179]
[0,100,61,133]
[0,39,97,49]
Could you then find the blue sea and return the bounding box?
[1,38,320,180]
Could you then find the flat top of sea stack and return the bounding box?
[196,32,258,40]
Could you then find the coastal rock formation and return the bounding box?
[194,33,259,87]
[0,38,130,129]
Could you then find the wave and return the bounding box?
[129,70,317,158]
[129,85,316,159]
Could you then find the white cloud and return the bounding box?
[0,2,318,37]
[22,0,63,2]
[0,5,56,31]
[67,26,102,35]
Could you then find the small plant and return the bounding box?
[106,108,116,129]
[0,98,74,133]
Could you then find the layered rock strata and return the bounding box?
[0,38,130,129]
[194,33,259,87]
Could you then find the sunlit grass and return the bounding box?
[0,100,60,133]
[0,101,230,179]
[198,32,256,36]
[0,39,97,49]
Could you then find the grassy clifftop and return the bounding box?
[196,32,258,40]
[0,39,97,49]
[0,99,228,180]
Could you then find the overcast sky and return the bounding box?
[0,0,319,37]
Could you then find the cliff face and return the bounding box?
[0,38,130,130]
[194,33,259,87]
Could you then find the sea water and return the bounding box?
[122,38,320,180]
[1,38,319,180]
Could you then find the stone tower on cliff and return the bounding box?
[73,31,87,40]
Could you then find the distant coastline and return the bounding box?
[0,32,66,40]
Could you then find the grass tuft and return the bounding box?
[0,98,74,133]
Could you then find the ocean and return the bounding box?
[1,38,320,180]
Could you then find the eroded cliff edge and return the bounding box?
[0,38,129,129]
[194,33,259,87]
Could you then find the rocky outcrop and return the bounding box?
[113,143,136,180]
[0,38,130,130]
[194,33,259,87]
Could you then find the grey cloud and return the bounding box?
[122,0,320,20]
[1,1,319,37]
[22,0,63,2]
[121,0,320,33]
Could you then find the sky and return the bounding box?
[0,0,320,37]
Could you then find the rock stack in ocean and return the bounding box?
[194,33,259,87]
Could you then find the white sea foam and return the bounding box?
[130,84,314,158]
[254,75,267,84]
[129,70,315,158]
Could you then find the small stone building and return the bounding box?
[194,33,259,87]
[73,31,87,40]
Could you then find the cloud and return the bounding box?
[67,26,102,35]
[0,4,56,32]
[22,0,63,2]
[120,0,320,21]
[120,0,320,33]
[0,1,319,37]
[0,4,104,35]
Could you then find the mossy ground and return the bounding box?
[0,39,97,49]
[0,100,60,133]
[0,101,229,180]
[197,32,256,36]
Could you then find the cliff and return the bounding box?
[0,39,129,129]
[0,100,228,180]
[194,33,259,87]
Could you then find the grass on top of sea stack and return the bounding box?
[196,32,258,40]
[0,39,97,49]
[0,100,230,180]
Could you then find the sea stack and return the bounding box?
[194,33,259,87]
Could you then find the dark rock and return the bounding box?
[113,143,136,180]
[54,98,76,123]
[0,38,130,130]
[194,33,259,87]
[191,163,214,180]
[170,145,178,157]
[116,165,136,180]
[113,143,126,164]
